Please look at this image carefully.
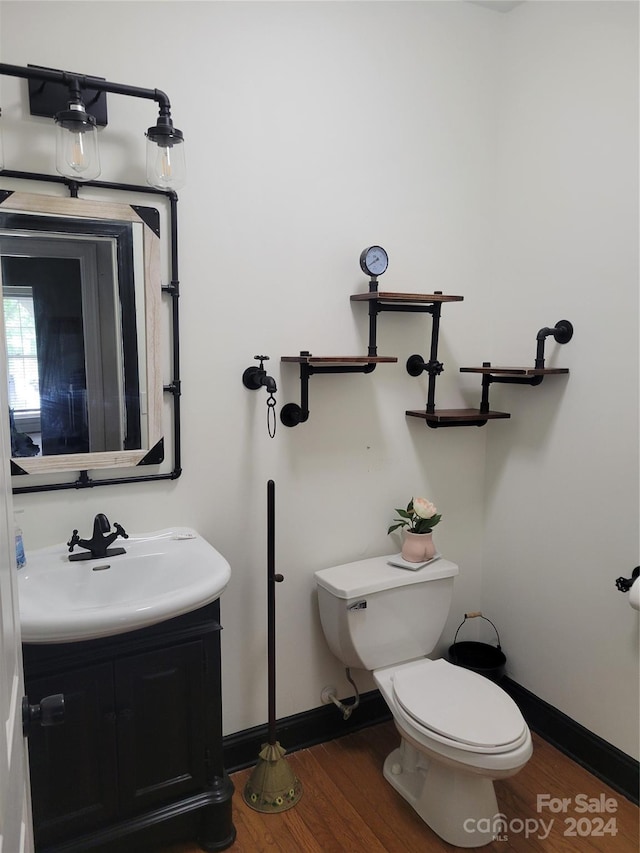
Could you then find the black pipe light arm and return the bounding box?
[0,62,171,104]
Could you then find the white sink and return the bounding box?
[18,527,231,643]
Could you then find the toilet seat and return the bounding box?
[390,659,527,754]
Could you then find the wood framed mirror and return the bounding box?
[0,184,179,492]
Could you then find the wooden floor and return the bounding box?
[158,722,639,852]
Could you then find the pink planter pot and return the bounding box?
[401,531,436,563]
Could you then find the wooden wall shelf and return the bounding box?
[460,366,569,376]
[407,408,511,428]
[350,292,463,305]
[281,355,397,365]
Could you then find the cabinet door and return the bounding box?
[115,641,206,815]
[26,662,118,846]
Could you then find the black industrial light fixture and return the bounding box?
[0,62,186,190]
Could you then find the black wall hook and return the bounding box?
[616,566,639,593]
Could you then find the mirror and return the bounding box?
[0,192,163,478]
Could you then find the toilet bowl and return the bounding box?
[374,658,532,847]
[314,555,533,848]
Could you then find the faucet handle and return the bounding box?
[113,523,128,540]
[67,530,80,552]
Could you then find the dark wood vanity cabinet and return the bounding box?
[22,601,235,853]
[26,661,118,840]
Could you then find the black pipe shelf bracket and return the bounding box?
[353,278,573,429]
[350,286,496,428]
[455,320,574,425]
[279,352,397,427]
[279,272,398,427]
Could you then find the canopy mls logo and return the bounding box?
[463,814,554,841]
[465,795,619,842]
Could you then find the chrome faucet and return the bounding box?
[67,513,128,561]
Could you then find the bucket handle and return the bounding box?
[453,612,502,650]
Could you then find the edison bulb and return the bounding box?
[55,104,100,181]
[146,137,186,190]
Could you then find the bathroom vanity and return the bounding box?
[22,600,235,853]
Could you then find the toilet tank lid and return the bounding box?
[315,556,459,599]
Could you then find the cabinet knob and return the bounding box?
[22,693,65,737]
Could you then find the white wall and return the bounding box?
[0,0,496,735]
[0,1,636,760]
[482,0,639,759]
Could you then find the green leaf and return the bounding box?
[395,509,412,520]
[414,515,441,534]
[387,522,406,535]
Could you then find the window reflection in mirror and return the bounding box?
[4,285,40,455]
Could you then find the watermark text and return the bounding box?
[464,794,619,841]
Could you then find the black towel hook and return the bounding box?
[615,566,639,593]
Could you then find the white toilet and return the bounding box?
[315,555,532,848]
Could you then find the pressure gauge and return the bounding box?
[359,245,388,278]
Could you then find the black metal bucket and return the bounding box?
[448,612,506,682]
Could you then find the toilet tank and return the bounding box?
[315,555,459,671]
